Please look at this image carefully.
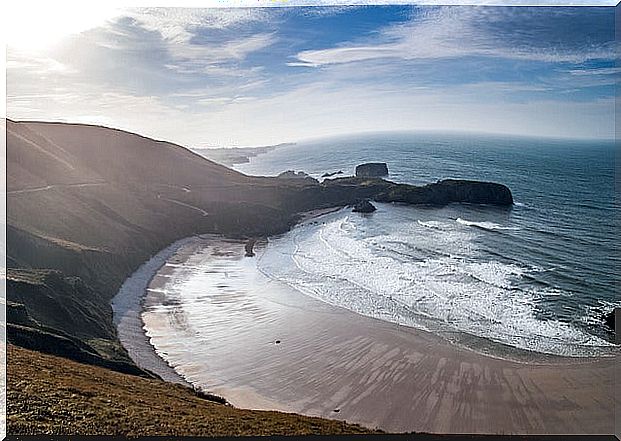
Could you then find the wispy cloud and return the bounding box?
[7,6,617,144]
[292,7,616,66]
[93,11,277,75]
[161,32,276,73]
[127,7,273,38]
[568,67,621,76]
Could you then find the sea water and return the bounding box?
[230,132,619,358]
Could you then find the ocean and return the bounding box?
[152,132,620,360]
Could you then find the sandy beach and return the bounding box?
[114,227,618,435]
[111,237,201,385]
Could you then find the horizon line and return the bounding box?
[6,117,616,150]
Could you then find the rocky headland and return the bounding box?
[192,143,294,166]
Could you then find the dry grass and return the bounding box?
[7,345,377,436]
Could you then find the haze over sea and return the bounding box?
[163,132,620,360]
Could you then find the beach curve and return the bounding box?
[112,217,619,435]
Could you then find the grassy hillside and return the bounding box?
[7,119,312,367]
[7,345,376,436]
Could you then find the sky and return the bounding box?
[5,4,619,147]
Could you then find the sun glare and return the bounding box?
[3,4,122,50]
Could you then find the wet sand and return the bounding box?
[136,235,618,435]
[111,236,201,385]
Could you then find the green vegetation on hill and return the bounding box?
[7,120,310,368]
[6,268,153,376]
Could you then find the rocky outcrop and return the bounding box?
[315,177,513,207]
[277,170,318,183]
[352,200,377,213]
[355,163,388,178]
[322,170,344,178]
[371,179,514,206]
[245,238,257,257]
[605,310,616,333]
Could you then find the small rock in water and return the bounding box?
[321,170,345,178]
[245,238,256,257]
[352,200,377,213]
[604,309,616,333]
[333,408,340,413]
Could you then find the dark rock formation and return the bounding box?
[355,162,388,178]
[321,170,344,178]
[352,200,377,213]
[310,177,513,208]
[245,238,256,257]
[604,310,616,333]
[371,179,514,206]
[277,170,318,183]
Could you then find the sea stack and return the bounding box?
[355,163,388,178]
[352,200,377,213]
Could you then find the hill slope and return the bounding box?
[7,345,376,436]
[6,119,308,368]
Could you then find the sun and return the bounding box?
[2,3,122,50]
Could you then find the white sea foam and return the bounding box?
[417,220,448,230]
[456,217,519,231]
[582,299,621,327]
[258,209,614,357]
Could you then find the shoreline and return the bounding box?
[109,207,345,387]
[111,236,201,385]
[111,210,618,434]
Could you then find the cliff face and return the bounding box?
[7,119,513,372]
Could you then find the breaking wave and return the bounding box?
[456,218,519,231]
[258,206,615,358]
